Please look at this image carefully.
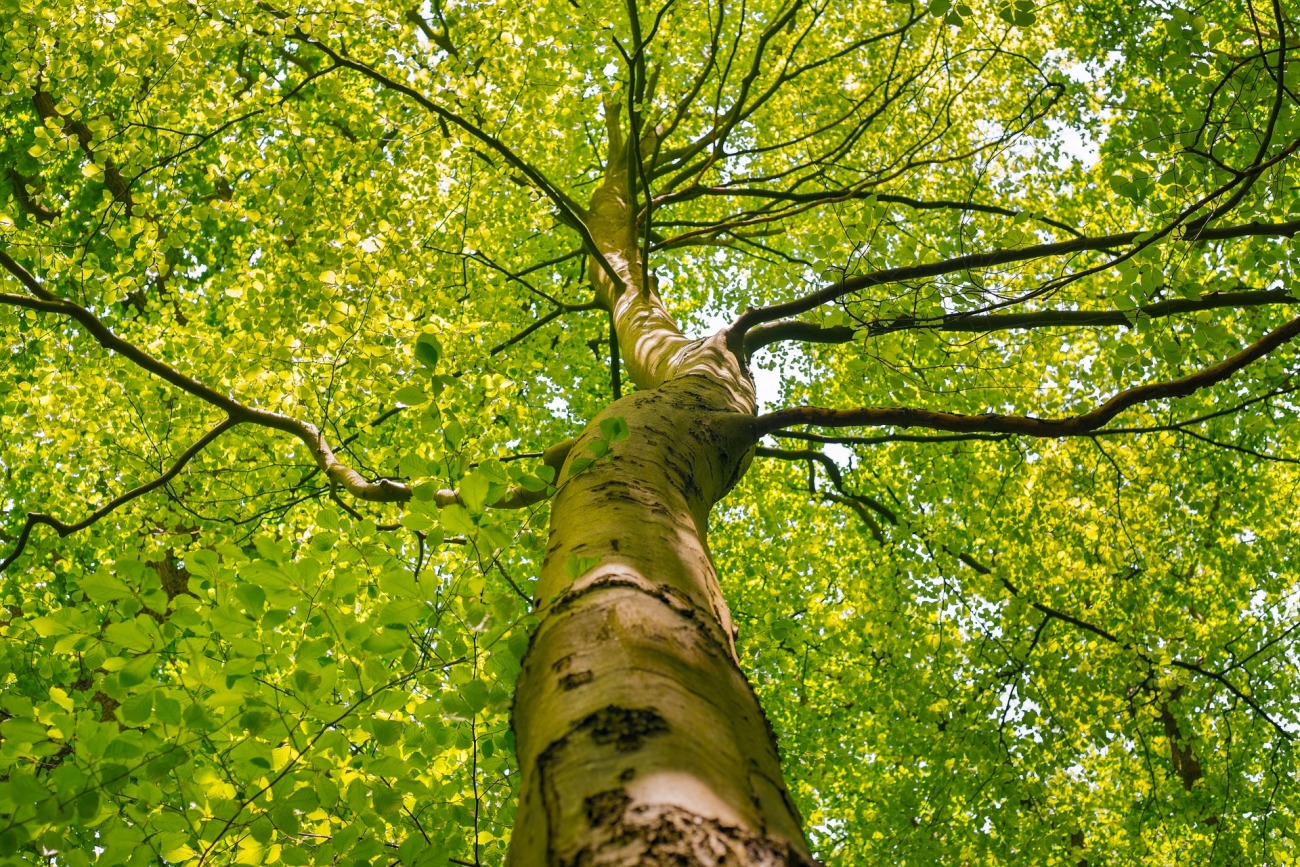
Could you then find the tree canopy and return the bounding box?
[1,0,1299,864]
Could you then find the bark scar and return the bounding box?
[584,788,630,827]
[559,670,594,690]
[577,705,669,752]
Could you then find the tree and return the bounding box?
[1,0,1298,863]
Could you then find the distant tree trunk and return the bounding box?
[506,124,815,865]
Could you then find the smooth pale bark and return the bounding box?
[505,135,815,866]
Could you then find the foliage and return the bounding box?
[1,0,1299,863]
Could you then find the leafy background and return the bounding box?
[2,0,1299,863]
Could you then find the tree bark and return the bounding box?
[506,125,815,866]
[507,375,814,866]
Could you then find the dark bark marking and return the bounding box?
[749,762,803,831]
[562,804,819,867]
[577,705,668,752]
[559,670,594,690]
[536,734,571,866]
[549,572,655,613]
[657,583,697,619]
[584,788,630,828]
[618,768,635,782]
[552,654,574,673]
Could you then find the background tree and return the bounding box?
[1,0,1299,864]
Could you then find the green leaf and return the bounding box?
[598,416,630,442]
[414,333,443,369]
[440,503,476,534]
[460,680,491,714]
[444,416,465,449]
[30,616,70,638]
[119,692,153,725]
[75,790,101,823]
[104,619,153,652]
[103,736,143,760]
[372,787,403,817]
[461,470,492,513]
[400,511,434,532]
[0,719,48,745]
[518,473,547,492]
[395,384,428,406]
[79,571,133,603]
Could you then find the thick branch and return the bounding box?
[774,429,1012,447]
[727,219,1300,353]
[746,289,1299,351]
[6,167,60,222]
[653,187,1083,238]
[587,105,695,389]
[4,249,578,522]
[756,314,1300,438]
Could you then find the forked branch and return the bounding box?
[745,289,1299,352]
[288,30,628,292]
[754,446,895,542]
[1,248,409,500]
[756,313,1300,438]
[727,218,1300,354]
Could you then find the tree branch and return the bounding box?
[427,438,576,510]
[756,313,1300,438]
[727,219,1300,353]
[1,248,410,504]
[289,31,629,291]
[0,417,239,574]
[490,301,600,356]
[996,571,1294,739]
[745,289,1299,352]
[4,257,573,518]
[754,445,895,541]
[774,429,1013,447]
[654,187,1083,239]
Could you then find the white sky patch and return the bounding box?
[1048,119,1102,168]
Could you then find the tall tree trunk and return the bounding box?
[506,124,815,866]
[507,375,814,866]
